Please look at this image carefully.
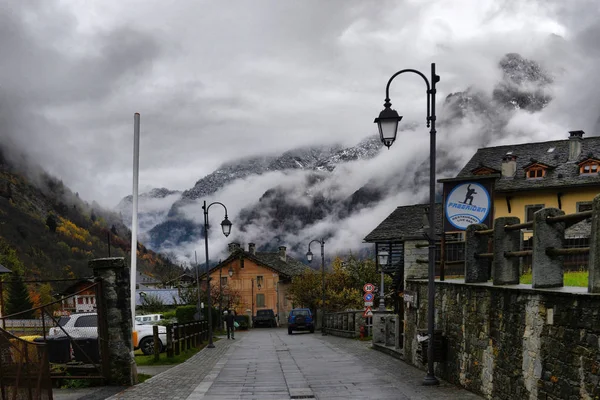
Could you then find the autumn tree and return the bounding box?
[334,255,393,309]
[287,269,322,311]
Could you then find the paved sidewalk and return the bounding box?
[108,337,238,400]
[108,329,482,400]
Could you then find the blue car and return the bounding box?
[287,308,314,334]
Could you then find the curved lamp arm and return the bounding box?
[384,68,432,127]
[203,201,232,237]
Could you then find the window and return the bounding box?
[580,162,599,175]
[256,294,265,307]
[525,204,544,222]
[221,277,227,286]
[526,168,545,179]
[74,315,97,328]
[577,202,593,213]
[256,275,264,289]
[77,297,83,304]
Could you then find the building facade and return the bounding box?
[440,130,600,234]
[209,243,307,325]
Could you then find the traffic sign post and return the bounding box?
[363,283,374,293]
[364,293,374,302]
[363,307,373,317]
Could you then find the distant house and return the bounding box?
[208,243,307,323]
[136,271,161,289]
[364,204,443,313]
[59,279,97,314]
[165,272,196,288]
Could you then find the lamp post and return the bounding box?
[218,261,223,331]
[202,200,233,349]
[306,239,326,336]
[377,250,389,311]
[374,63,440,386]
[251,278,254,326]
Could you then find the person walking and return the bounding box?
[224,309,235,340]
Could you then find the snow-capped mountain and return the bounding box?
[116,52,559,262]
[115,188,181,234]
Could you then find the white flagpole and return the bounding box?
[131,113,140,333]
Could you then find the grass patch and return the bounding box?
[137,373,153,383]
[135,346,203,366]
[520,271,588,287]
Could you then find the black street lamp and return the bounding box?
[306,239,326,336]
[202,200,232,349]
[374,63,440,386]
[251,278,254,326]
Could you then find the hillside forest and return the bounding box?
[0,147,183,314]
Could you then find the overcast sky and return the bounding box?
[2,0,599,208]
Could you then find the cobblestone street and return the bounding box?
[109,329,481,400]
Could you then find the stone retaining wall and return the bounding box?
[406,279,600,400]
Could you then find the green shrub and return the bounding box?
[175,305,197,323]
[235,314,250,330]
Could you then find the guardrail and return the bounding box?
[464,196,598,291]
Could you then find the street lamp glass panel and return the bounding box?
[221,217,232,237]
[378,250,389,267]
[374,107,402,148]
[228,266,234,277]
[306,251,313,263]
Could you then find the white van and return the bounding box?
[135,314,164,325]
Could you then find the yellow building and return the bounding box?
[440,130,600,233]
[209,243,307,324]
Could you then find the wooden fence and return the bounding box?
[153,321,208,361]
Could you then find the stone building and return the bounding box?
[363,203,443,313]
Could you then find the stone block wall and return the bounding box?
[404,240,429,280]
[405,279,600,400]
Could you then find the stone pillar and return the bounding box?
[372,311,392,344]
[588,195,600,293]
[465,223,490,283]
[532,208,565,288]
[89,257,137,386]
[493,217,521,285]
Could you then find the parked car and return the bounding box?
[287,308,314,334]
[48,312,167,355]
[135,314,164,325]
[253,309,277,328]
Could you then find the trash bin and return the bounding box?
[43,336,71,364]
[72,338,100,364]
[416,329,446,364]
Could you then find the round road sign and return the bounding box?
[364,293,374,302]
[363,283,374,293]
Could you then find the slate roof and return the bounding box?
[451,135,600,193]
[364,203,443,242]
[0,264,11,274]
[210,249,308,279]
[136,289,183,306]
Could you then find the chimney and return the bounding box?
[501,154,517,178]
[248,242,256,255]
[568,130,584,161]
[278,246,287,262]
[228,242,240,254]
